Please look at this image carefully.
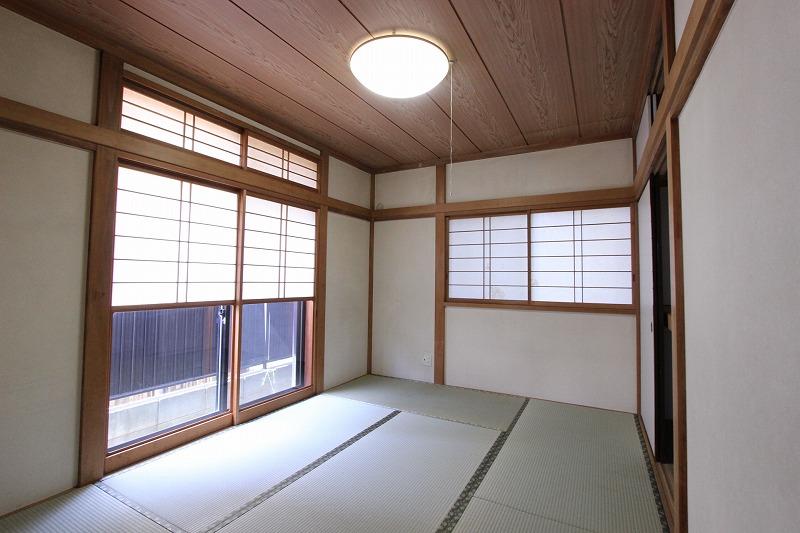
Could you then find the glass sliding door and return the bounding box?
[239,302,306,406]
[108,305,231,450]
[107,164,317,455]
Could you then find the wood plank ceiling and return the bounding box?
[4,0,658,171]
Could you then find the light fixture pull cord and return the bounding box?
[449,59,454,190]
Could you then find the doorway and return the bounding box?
[650,162,674,481]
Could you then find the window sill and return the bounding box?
[445,298,637,315]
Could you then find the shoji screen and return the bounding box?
[448,214,528,300]
[531,207,632,304]
[242,196,316,300]
[112,166,238,306]
[246,135,318,189]
[121,86,242,165]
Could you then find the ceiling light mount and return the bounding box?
[349,34,451,99]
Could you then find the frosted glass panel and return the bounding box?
[489,227,527,243]
[112,283,178,306]
[580,207,630,224]
[449,217,483,232]
[532,210,574,227]
[532,286,575,303]
[113,260,177,283]
[246,135,318,188]
[448,285,483,299]
[532,256,575,271]
[530,206,631,305]
[582,255,631,271]
[447,214,527,301]
[582,222,631,240]
[242,282,280,300]
[449,244,483,258]
[243,196,316,299]
[490,285,527,300]
[112,167,238,306]
[449,271,484,285]
[490,257,527,271]
[583,288,632,304]
[122,87,241,165]
[449,231,483,245]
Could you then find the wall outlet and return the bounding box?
[422,353,432,366]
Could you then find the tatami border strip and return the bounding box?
[205,410,401,532]
[436,398,530,532]
[95,481,185,533]
[633,415,670,532]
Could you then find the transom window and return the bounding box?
[120,83,319,188]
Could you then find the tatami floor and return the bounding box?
[0,375,667,533]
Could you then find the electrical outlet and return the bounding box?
[422,353,432,366]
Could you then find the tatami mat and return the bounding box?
[476,400,665,533]
[454,497,589,533]
[0,485,166,533]
[218,412,499,533]
[101,395,393,533]
[326,374,525,430]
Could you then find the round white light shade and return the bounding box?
[350,35,450,98]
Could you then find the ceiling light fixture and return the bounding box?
[349,35,450,98]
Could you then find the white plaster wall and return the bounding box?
[328,157,371,209]
[374,167,436,209]
[0,130,92,514]
[674,0,693,51]
[445,138,633,203]
[0,7,98,123]
[638,182,655,450]
[445,307,636,412]
[324,213,370,390]
[679,1,800,530]
[372,218,435,382]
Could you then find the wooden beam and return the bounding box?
[373,186,635,221]
[662,0,677,76]
[0,95,369,217]
[434,165,446,384]
[312,154,329,393]
[666,118,688,533]
[78,52,123,485]
[367,173,375,374]
[78,146,117,485]
[634,0,735,200]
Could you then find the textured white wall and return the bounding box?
[679,1,800,530]
[445,138,632,203]
[324,213,370,389]
[445,307,636,412]
[0,7,98,123]
[674,0,692,51]
[328,157,371,209]
[374,167,436,209]
[372,219,435,382]
[638,182,655,449]
[0,130,92,514]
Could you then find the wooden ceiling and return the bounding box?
[5,0,658,171]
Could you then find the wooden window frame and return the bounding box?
[444,203,638,315]
[122,69,322,191]
[80,56,330,482]
[101,159,320,474]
